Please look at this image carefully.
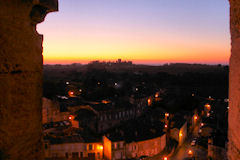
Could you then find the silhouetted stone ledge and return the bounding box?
[229,0,240,160]
[0,0,58,159]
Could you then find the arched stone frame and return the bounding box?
[0,0,58,159]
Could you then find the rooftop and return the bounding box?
[105,117,165,143]
[45,128,101,144]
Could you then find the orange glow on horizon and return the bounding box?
[42,37,230,65]
[43,56,229,65]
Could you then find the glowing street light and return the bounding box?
[188,149,193,156]
[148,99,151,103]
[163,156,168,160]
[194,115,198,120]
[165,124,168,128]
[147,98,152,106]
[98,145,103,150]
[68,115,73,120]
[179,132,183,137]
[205,104,211,110]
[165,113,169,117]
[68,90,75,97]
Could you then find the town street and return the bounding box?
[148,120,208,160]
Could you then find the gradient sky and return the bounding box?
[38,0,230,65]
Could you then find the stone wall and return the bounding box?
[228,0,240,160]
[0,0,57,159]
[42,97,70,124]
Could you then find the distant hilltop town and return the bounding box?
[44,61,228,76]
[89,59,133,65]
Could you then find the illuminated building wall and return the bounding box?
[103,136,112,160]
[45,141,103,159]
[170,121,187,146]
[125,134,166,159]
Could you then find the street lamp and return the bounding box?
[163,156,168,160]
[98,145,103,150]
[148,99,151,103]
[165,113,169,117]
[68,115,74,120]
[148,98,151,106]
[205,104,211,110]
[179,132,183,137]
[188,149,193,157]
[68,90,74,97]
[194,115,198,120]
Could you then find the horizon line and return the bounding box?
[43,60,229,66]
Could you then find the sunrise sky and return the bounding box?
[37,0,230,65]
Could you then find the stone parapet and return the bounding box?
[229,0,240,159]
[0,0,57,159]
